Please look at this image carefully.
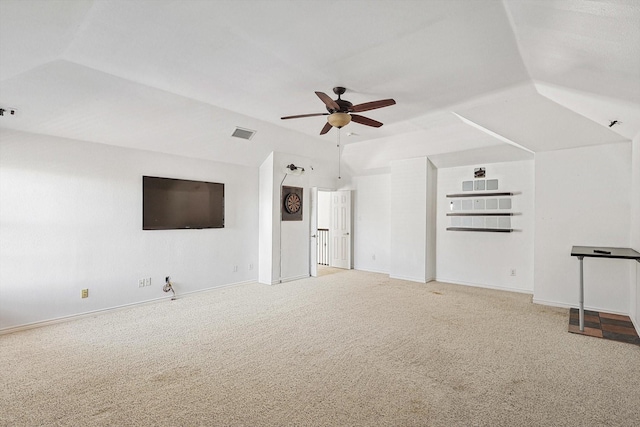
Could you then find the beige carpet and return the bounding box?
[1,270,639,426]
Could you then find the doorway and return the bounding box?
[310,188,351,277]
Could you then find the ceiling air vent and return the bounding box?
[231,127,256,140]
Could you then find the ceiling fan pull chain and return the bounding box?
[337,129,341,180]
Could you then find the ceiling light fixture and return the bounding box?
[327,112,351,129]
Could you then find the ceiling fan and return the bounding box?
[281,87,396,135]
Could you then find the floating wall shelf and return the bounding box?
[446,192,513,198]
[446,212,514,217]
[447,177,519,233]
[446,227,513,233]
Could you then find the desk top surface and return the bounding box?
[571,246,640,260]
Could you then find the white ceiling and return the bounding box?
[0,0,638,174]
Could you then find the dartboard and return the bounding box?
[284,193,301,214]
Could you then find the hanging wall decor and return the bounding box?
[281,186,303,221]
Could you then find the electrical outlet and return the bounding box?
[81,289,89,298]
[138,278,145,288]
[144,277,151,287]
[510,269,517,276]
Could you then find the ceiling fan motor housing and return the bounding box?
[325,86,353,113]
[328,99,353,114]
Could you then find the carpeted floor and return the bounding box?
[1,270,639,426]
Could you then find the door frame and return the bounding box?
[310,187,338,276]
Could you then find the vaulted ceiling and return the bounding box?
[1,0,638,175]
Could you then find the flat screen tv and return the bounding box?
[143,176,224,230]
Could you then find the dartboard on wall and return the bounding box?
[282,186,303,221]
[285,192,301,214]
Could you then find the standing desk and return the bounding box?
[570,246,640,332]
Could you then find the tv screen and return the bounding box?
[143,176,224,230]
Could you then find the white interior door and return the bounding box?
[309,187,318,277]
[329,190,351,269]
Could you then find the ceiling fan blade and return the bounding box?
[320,122,333,135]
[281,113,329,120]
[315,91,340,111]
[351,99,396,113]
[350,114,383,128]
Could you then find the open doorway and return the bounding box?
[317,190,331,268]
[310,188,351,277]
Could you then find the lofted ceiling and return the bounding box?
[0,0,638,175]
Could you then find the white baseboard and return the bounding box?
[263,274,310,285]
[0,279,255,335]
[531,297,629,316]
[353,266,390,275]
[389,274,428,283]
[436,277,533,295]
[282,274,310,283]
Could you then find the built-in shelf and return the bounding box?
[446,192,513,198]
[446,227,513,233]
[446,212,514,217]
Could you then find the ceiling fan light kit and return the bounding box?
[281,87,395,135]
[327,112,351,128]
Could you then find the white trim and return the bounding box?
[436,277,533,295]
[389,274,428,283]
[353,266,390,275]
[532,297,629,316]
[451,112,535,154]
[276,274,310,285]
[0,280,254,335]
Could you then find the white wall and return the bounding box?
[426,160,437,281]
[436,160,535,293]
[277,152,311,282]
[631,134,640,328]
[389,157,435,282]
[0,131,259,331]
[317,191,331,229]
[257,152,336,284]
[258,153,275,284]
[353,174,391,273]
[534,142,632,314]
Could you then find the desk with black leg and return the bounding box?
[570,246,640,332]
